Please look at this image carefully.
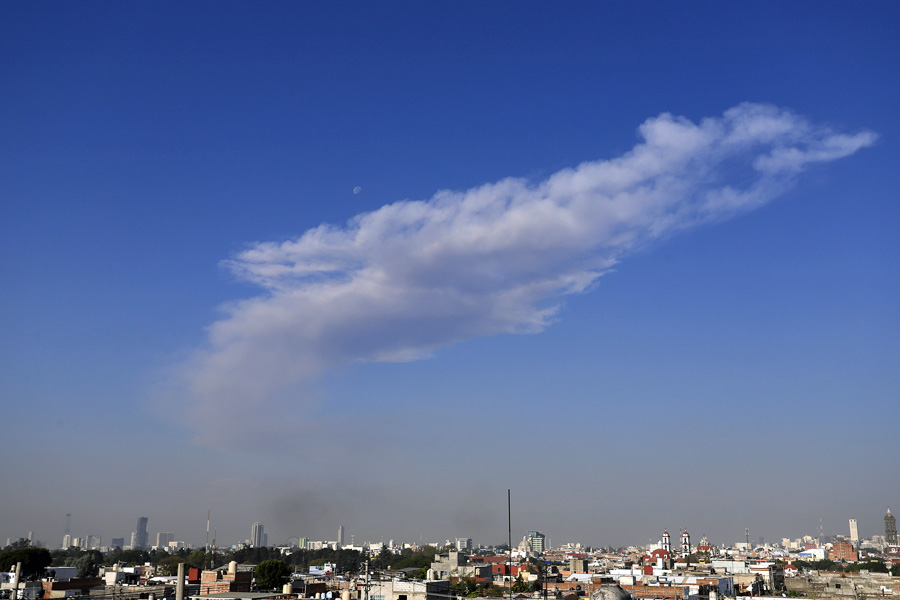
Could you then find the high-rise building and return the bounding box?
[251,522,265,548]
[526,531,545,554]
[111,538,125,549]
[156,532,174,548]
[129,532,137,549]
[63,513,71,549]
[886,509,898,545]
[456,538,473,551]
[136,517,149,549]
[849,519,859,547]
[338,526,344,548]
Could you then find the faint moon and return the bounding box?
[353,186,362,194]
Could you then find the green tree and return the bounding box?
[109,548,151,566]
[71,550,103,578]
[392,546,436,576]
[856,560,887,573]
[255,559,292,590]
[157,556,187,576]
[512,575,530,593]
[0,547,52,580]
[186,550,207,569]
[371,546,393,570]
[450,577,479,597]
[482,583,507,598]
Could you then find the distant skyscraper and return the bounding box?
[338,526,344,548]
[849,519,859,547]
[886,509,898,544]
[111,537,125,549]
[526,531,545,554]
[129,532,137,549]
[136,517,149,549]
[156,532,174,548]
[251,522,265,548]
[62,514,72,549]
[456,537,473,551]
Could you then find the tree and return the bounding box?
[856,560,887,574]
[255,559,292,590]
[108,548,150,566]
[186,550,207,569]
[371,546,393,570]
[71,551,103,578]
[157,556,187,576]
[450,577,479,597]
[3,539,33,551]
[392,545,436,579]
[0,547,52,580]
[482,583,507,598]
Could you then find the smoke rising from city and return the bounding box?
[174,103,875,445]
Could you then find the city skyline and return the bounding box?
[5,508,898,553]
[1,2,897,550]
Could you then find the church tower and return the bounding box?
[681,530,691,555]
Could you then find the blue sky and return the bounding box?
[1,2,898,550]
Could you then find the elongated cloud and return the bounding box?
[179,103,875,442]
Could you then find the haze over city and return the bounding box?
[1,2,897,551]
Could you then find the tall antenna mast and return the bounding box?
[206,507,211,569]
[507,490,512,600]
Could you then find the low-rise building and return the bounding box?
[200,562,252,595]
[366,579,450,600]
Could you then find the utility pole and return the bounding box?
[11,562,21,600]
[364,560,370,600]
[508,490,512,600]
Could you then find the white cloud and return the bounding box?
[176,103,875,444]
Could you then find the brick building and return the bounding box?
[827,540,858,563]
[200,562,252,595]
